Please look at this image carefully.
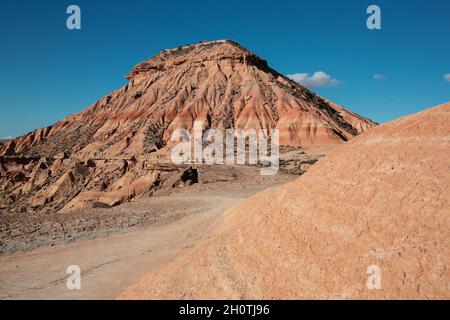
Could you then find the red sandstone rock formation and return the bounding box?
[0,40,375,159]
[0,40,375,213]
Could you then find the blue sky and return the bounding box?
[0,0,449,137]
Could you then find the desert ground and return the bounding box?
[120,103,450,300]
[0,148,325,299]
[0,39,447,300]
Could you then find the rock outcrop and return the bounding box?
[0,40,375,213]
[0,156,196,213]
[0,40,374,159]
[119,102,450,299]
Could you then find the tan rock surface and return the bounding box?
[0,156,196,213]
[119,102,450,299]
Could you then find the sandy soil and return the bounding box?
[119,103,450,299]
[0,166,295,299]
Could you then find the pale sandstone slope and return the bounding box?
[120,102,450,299]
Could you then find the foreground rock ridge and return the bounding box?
[119,102,450,299]
[0,40,375,213]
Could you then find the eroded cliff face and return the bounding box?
[0,155,197,214]
[0,40,375,213]
[0,40,375,159]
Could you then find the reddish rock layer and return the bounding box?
[0,40,375,159]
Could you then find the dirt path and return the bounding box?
[0,180,286,299]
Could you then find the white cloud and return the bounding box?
[287,71,340,88]
[373,73,392,80]
[444,74,450,82]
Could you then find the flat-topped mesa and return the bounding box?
[126,40,269,81]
